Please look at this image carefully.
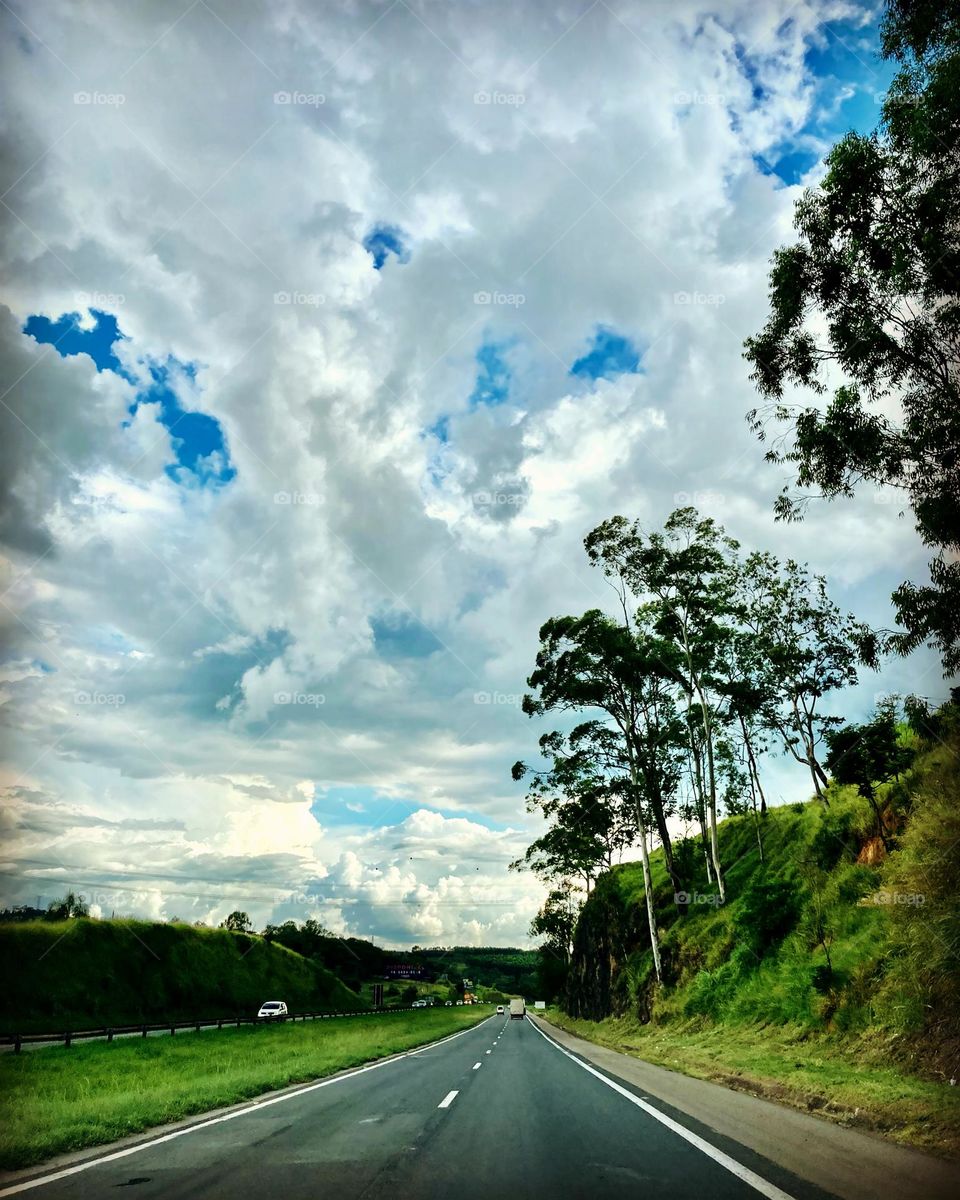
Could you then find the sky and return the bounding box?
[0,0,942,949]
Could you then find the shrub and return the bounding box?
[732,874,802,959]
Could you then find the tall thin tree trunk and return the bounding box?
[636,816,662,983]
[739,716,767,816]
[629,762,662,983]
[688,737,713,882]
[646,774,683,904]
[699,695,724,901]
[744,745,764,863]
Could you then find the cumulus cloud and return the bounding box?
[0,0,939,946]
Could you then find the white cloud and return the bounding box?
[0,0,940,947]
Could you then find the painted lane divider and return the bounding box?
[472,1062,481,1070]
[527,1019,797,1200]
[0,1016,496,1197]
[485,1049,492,1054]
[438,1090,459,1109]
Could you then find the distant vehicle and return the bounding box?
[510,998,525,1020]
[496,1005,505,1015]
[411,999,427,1008]
[444,999,453,1006]
[257,1000,287,1021]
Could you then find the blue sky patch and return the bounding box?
[427,415,450,445]
[132,361,235,485]
[468,338,512,409]
[25,309,131,377]
[570,325,641,381]
[371,612,443,659]
[311,785,384,828]
[25,308,234,487]
[749,17,896,185]
[363,223,410,270]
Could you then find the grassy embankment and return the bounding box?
[542,1010,960,1156]
[0,918,362,1033]
[555,716,960,1156]
[0,1006,488,1171]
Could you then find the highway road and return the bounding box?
[1,1013,844,1200]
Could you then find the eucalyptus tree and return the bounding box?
[509,743,633,895]
[528,892,580,974]
[824,697,915,847]
[521,729,637,876]
[515,721,664,979]
[744,0,960,674]
[738,553,873,802]
[519,611,693,981]
[585,508,741,899]
[521,610,688,904]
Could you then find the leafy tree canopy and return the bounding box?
[744,0,960,673]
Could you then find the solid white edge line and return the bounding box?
[438,1090,459,1109]
[0,1016,494,1198]
[527,1018,797,1200]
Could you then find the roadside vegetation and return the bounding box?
[514,0,960,1157]
[0,1006,487,1171]
[529,712,959,1154]
[0,919,362,1034]
[543,1010,960,1157]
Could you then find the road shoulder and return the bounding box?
[530,1014,960,1200]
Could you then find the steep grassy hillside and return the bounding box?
[0,919,363,1033]
[566,713,960,1086]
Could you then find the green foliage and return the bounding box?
[732,874,802,959]
[744,2,960,673]
[806,789,867,869]
[876,718,960,1034]
[0,919,362,1033]
[0,1007,487,1171]
[262,921,390,990]
[44,892,89,921]
[564,700,959,1077]
[825,701,916,802]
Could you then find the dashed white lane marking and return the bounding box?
[485,1049,492,1054]
[0,1017,495,1198]
[472,1062,481,1070]
[527,1019,797,1200]
[438,1090,459,1109]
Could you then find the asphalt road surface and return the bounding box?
[2,1013,850,1200]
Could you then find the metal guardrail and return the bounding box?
[0,1002,485,1053]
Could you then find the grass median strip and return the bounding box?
[0,1008,488,1171]
[541,1011,960,1158]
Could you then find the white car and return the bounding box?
[257,1000,288,1021]
[411,999,427,1008]
[496,1005,505,1015]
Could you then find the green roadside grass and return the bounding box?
[541,1010,960,1158]
[0,1007,488,1172]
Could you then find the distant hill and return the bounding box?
[405,947,539,996]
[260,921,540,996]
[0,918,363,1033]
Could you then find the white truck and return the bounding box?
[509,997,525,1020]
